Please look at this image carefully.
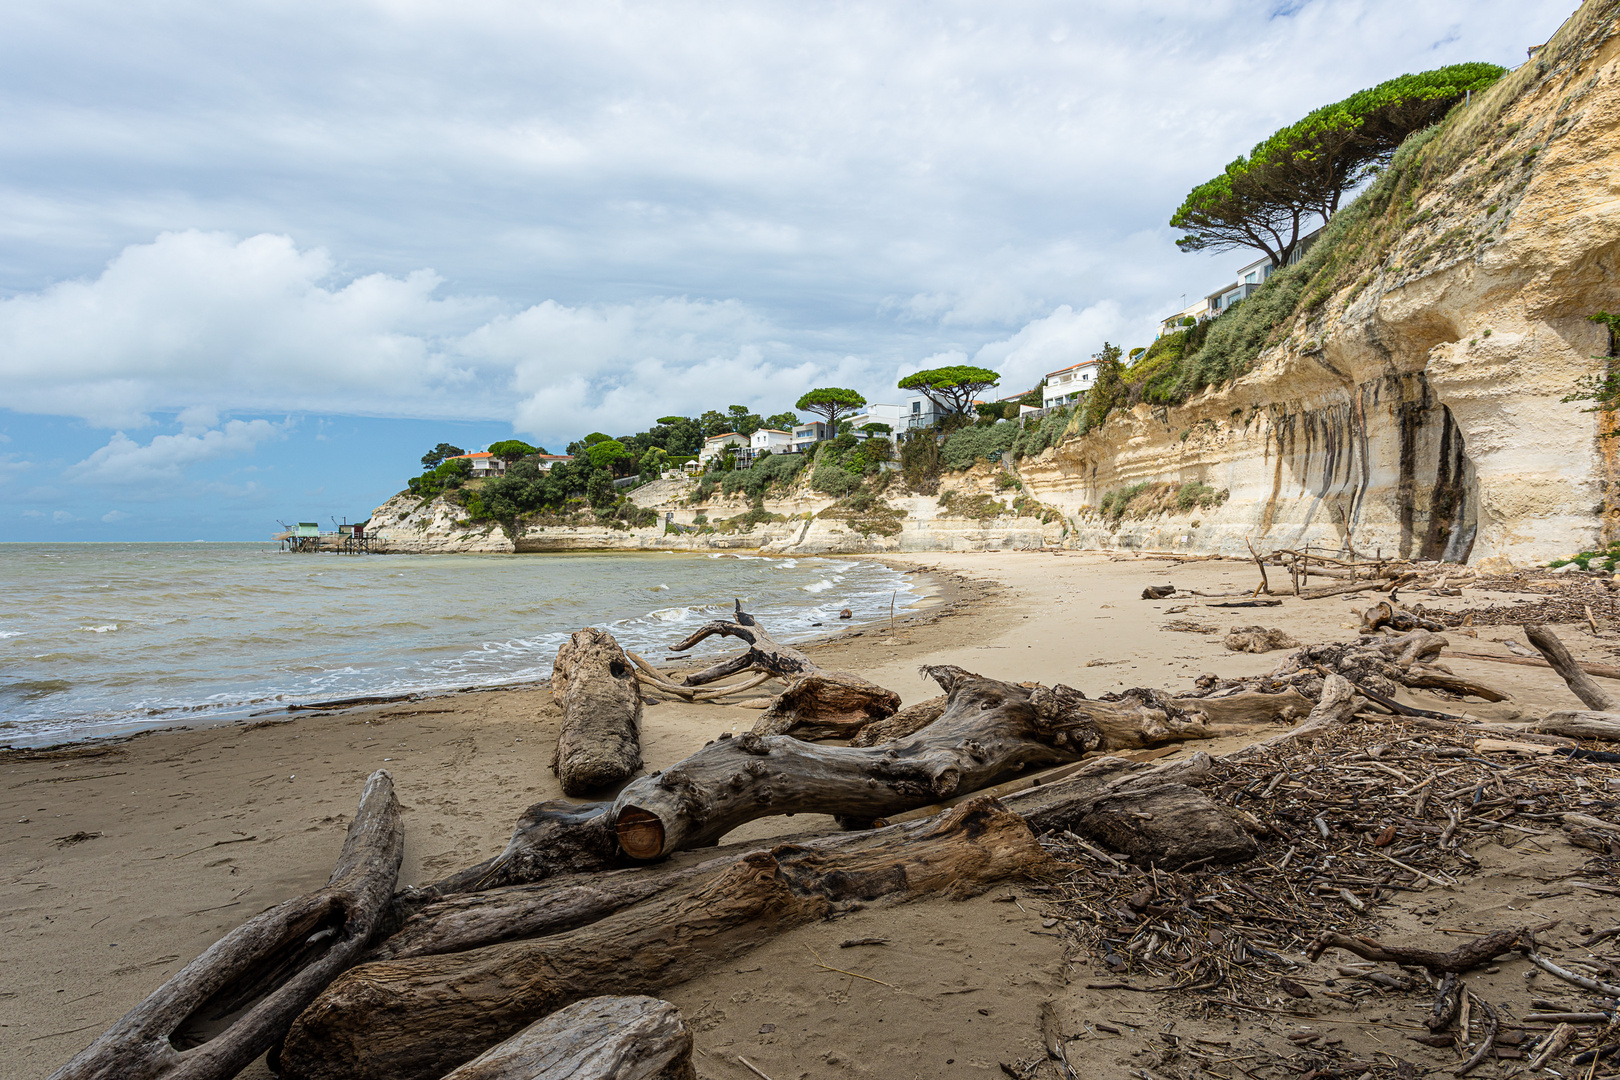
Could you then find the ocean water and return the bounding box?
[0,544,919,746]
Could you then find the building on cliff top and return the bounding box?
[1043,361,1099,408]
[447,451,506,477]
[1156,226,1326,338]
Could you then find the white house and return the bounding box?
[901,395,947,431]
[698,432,748,468]
[534,454,573,471]
[1042,361,1100,409]
[791,421,827,452]
[1157,226,1325,338]
[738,428,794,467]
[448,451,506,478]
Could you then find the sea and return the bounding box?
[0,544,920,747]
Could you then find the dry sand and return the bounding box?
[5,550,1618,1079]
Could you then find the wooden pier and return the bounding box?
[276,520,374,554]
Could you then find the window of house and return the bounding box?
[1244,272,1257,284]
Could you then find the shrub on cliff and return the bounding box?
[1011,406,1072,459]
[721,451,805,497]
[941,421,1017,471]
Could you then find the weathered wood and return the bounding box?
[1227,674,1360,760]
[277,797,1053,1080]
[1306,926,1531,972]
[1536,711,1620,741]
[848,694,948,746]
[999,753,1258,869]
[1526,623,1619,711]
[1443,649,1620,682]
[1296,580,1386,601]
[50,771,402,1080]
[551,628,644,796]
[609,666,1245,862]
[669,600,819,685]
[439,996,694,1080]
[1171,689,1313,726]
[1399,665,1511,702]
[424,801,619,895]
[749,671,900,739]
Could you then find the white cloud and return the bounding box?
[52,510,74,523]
[973,302,1128,392]
[101,510,128,522]
[0,0,1574,459]
[68,419,287,487]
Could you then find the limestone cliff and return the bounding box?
[366,482,1061,555]
[1023,1,1620,566]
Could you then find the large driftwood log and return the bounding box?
[439,996,694,1080]
[379,755,1255,963]
[1527,623,1619,711]
[610,666,1245,861]
[1536,711,1620,741]
[551,629,643,796]
[1000,753,1258,869]
[277,797,1052,1080]
[50,771,402,1080]
[749,670,901,738]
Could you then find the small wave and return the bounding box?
[81,624,119,633]
[651,583,670,591]
[0,630,23,639]
[646,605,703,622]
[801,579,836,593]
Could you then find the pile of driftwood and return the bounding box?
[49,590,1620,1080]
[1023,705,1620,1079]
[49,604,1298,1080]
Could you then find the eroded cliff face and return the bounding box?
[366,488,1060,555]
[1022,2,1620,566]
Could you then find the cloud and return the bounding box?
[973,302,1128,392]
[68,419,287,488]
[0,0,1573,459]
[101,509,128,522]
[52,510,75,523]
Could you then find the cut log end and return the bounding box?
[616,807,666,861]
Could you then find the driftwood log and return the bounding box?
[1306,926,1532,972]
[611,665,1249,861]
[665,601,900,738]
[50,770,402,1080]
[276,797,1053,1080]
[551,628,643,796]
[1526,623,1618,711]
[439,996,694,1080]
[378,753,1256,966]
[1537,711,1620,741]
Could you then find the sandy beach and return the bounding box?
[7,549,1619,1079]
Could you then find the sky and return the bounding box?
[0,0,1576,540]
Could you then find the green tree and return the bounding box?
[1081,343,1125,432]
[586,439,637,475]
[726,405,764,436]
[420,442,466,470]
[1173,62,1505,266]
[697,410,730,438]
[795,388,866,432]
[898,365,1000,417]
[586,470,616,510]
[764,411,801,432]
[654,416,704,455]
[639,446,669,481]
[486,439,541,463]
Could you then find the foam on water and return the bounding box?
[0,544,919,745]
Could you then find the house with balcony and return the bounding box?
[1155,226,1325,338]
[1042,361,1100,409]
[791,421,827,452]
[737,428,794,467]
[534,454,573,471]
[698,432,749,468]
